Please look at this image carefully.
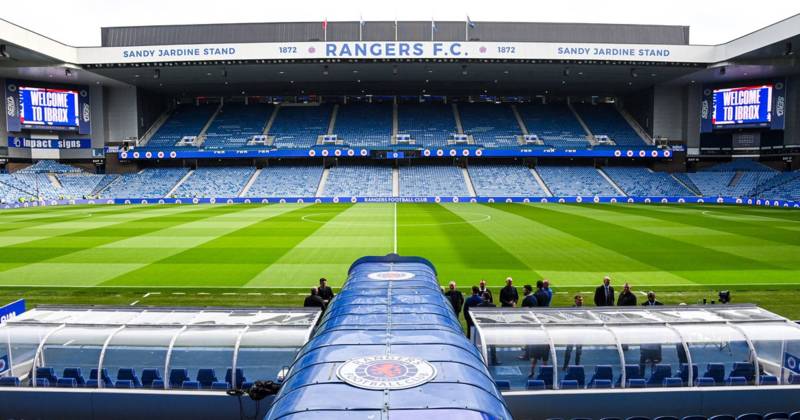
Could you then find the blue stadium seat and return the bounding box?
[708,416,735,420]
[627,379,647,388]
[0,376,20,387]
[141,368,162,388]
[62,367,86,387]
[169,369,189,388]
[589,365,613,388]
[759,375,779,385]
[647,365,672,387]
[626,417,651,420]
[525,379,546,390]
[791,412,800,420]
[589,379,612,389]
[85,379,99,388]
[196,368,218,388]
[696,377,716,387]
[151,379,165,389]
[536,366,554,389]
[704,363,725,385]
[225,368,246,389]
[35,378,50,387]
[211,381,230,390]
[90,368,113,387]
[563,365,585,387]
[729,362,755,382]
[56,378,77,388]
[115,380,134,389]
[663,377,683,387]
[116,368,142,388]
[654,417,680,420]
[677,364,698,385]
[494,380,511,391]
[726,376,747,386]
[35,367,58,384]
[763,413,788,420]
[790,374,800,385]
[559,379,579,390]
[681,417,707,420]
[241,381,254,390]
[618,364,642,387]
[182,380,200,390]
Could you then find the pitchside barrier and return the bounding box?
[2,196,799,209]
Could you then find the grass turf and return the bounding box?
[0,202,799,319]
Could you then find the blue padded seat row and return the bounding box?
[560,379,579,390]
[0,376,20,387]
[617,365,643,387]
[736,414,764,420]
[788,374,800,384]
[35,378,50,387]
[664,377,683,387]
[709,415,736,420]
[494,380,510,391]
[182,380,201,390]
[726,376,747,386]
[141,368,162,388]
[564,365,585,387]
[57,378,77,388]
[85,379,99,388]
[151,379,165,389]
[763,413,789,420]
[62,367,86,386]
[526,379,546,390]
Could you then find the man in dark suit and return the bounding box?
[478,279,493,304]
[617,283,637,306]
[463,286,483,339]
[594,276,615,306]
[476,292,499,364]
[445,281,465,317]
[318,278,334,304]
[521,285,537,308]
[642,291,663,306]
[499,277,519,307]
[534,280,550,307]
[562,294,584,369]
[303,287,324,308]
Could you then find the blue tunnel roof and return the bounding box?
[266,255,511,420]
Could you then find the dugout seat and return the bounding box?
[589,379,612,389]
[211,381,230,390]
[141,368,162,388]
[536,366,554,389]
[56,378,77,388]
[62,367,86,387]
[704,363,725,385]
[169,368,189,388]
[618,365,642,387]
[564,365,585,387]
[559,379,579,389]
[726,376,747,386]
[116,368,142,388]
[589,365,613,388]
[677,363,698,385]
[663,377,683,387]
[151,379,165,389]
[627,378,646,388]
[35,367,58,385]
[182,380,200,390]
[115,380,134,389]
[226,368,247,389]
[196,368,218,388]
[729,363,755,382]
[90,368,113,387]
[494,380,511,391]
[696,377,716,387]
[526,379,546,390]
[647,364,672,387]
[0,376,20,387]
[759,375,778,385]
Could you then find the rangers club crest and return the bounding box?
[366,271,415,280]
[337,355,436,390]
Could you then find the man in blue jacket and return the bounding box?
[463,286,483,339]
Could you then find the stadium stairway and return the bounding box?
[315,168,329,197]
[462,167,478,197]
[597,168,627,195]
[238,169,261,197]
[165,170,194,198]
[264,254,512,419]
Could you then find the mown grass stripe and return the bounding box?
[104,204,350,287]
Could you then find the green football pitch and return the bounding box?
[1,202,800,288]
[1,202,799,319]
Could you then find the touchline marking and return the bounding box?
[129,300,140,306]
[300,211,492,226]
[393,202,398,254]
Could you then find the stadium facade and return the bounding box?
[2,16,800,419]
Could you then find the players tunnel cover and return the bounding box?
[337,355,437,390]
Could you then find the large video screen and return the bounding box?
[18,86,80,129]
[712,85,773,128]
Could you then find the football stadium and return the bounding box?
[1,7,800,420]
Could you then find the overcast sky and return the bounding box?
[2,0,799,46]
